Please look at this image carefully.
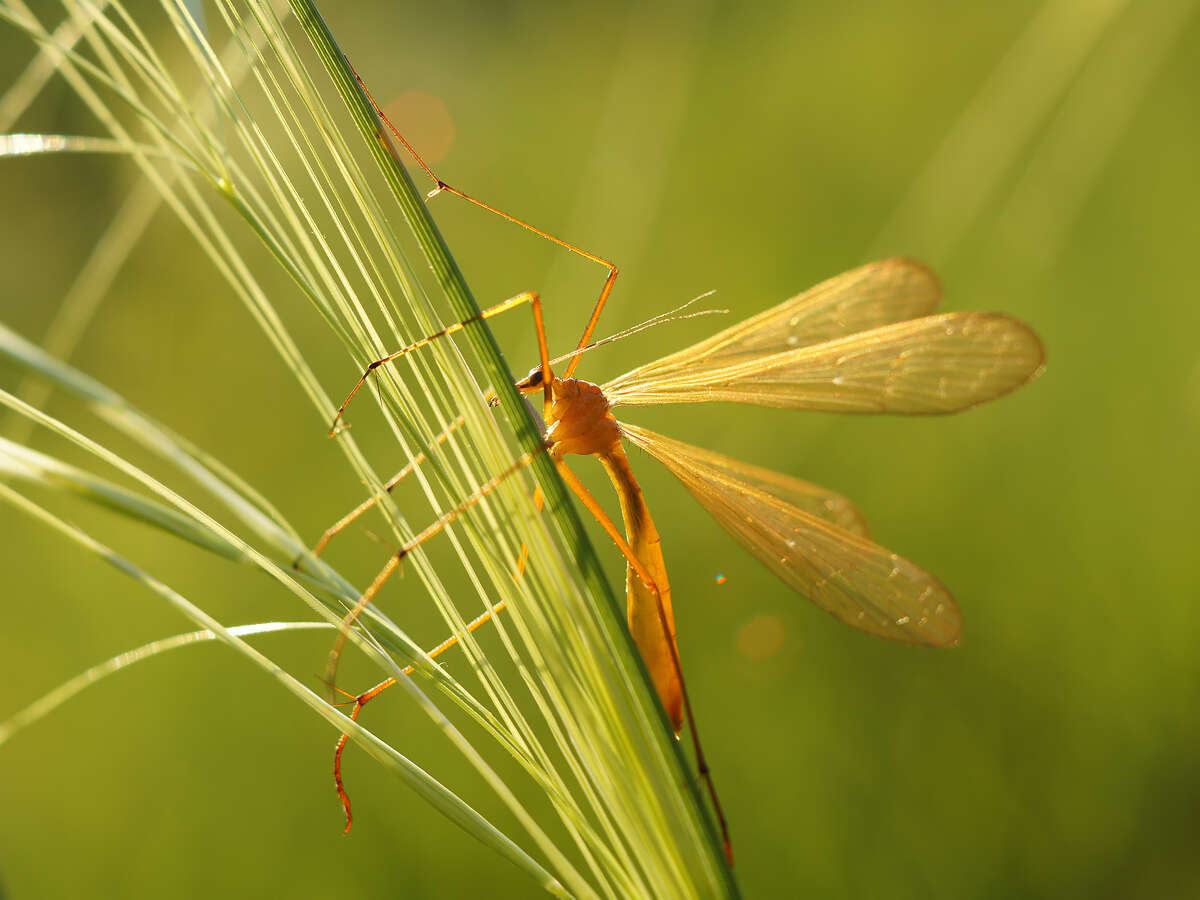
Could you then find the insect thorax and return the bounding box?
[545,377,621,457]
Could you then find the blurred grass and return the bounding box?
[2,0,1199,897]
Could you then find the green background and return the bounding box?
[2,1,1199,896]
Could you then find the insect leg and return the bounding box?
[333,597,507,833]
[328,444,547,829]
[332,479,545,830]
[324,447,543,693]
[329,291,541,434]
[351,65,618,378]
[290,414,470,571]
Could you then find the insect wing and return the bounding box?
[607,311,1044,413]
[621,423,961,647]
[604,258,942,396]
[620,423,870,536]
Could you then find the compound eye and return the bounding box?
[517,366,546,393]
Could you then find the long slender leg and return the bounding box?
[323,448,544,696]
[318,272,551,559]
[300,415,467,565]
[327,277,557,823]
[333,597,507,832]
[330,291,539,434]
[554,460,733,865]
[332,476,544,831]
[331,74,731,848]
[352,65,618,375]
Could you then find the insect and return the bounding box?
[315,68,1046,864]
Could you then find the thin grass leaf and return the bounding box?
[0,320,557,769]
[0,480,569,898]
[295,4,736,889]
[0,435,248,561]
[2,0,740,893]
[0,319,302,561]
[0,0,112,130]
[0,380,588,893]
[0,621,333,748]
[0,131,187,159]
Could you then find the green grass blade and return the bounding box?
[2,1,740,892]
[0,621,333,747]
[0,480,569,897]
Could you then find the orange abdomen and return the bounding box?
[600,448,682,734]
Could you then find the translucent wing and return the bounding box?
[621,423,961,647]
[607,312,1044,413]
[605,258,942,394]
[621,423,870,537]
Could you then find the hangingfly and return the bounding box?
[314,65,1046,866]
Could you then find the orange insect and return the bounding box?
[315,69,1046,864]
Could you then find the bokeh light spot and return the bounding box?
[383,90,456,165]
[736,614,787,662]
